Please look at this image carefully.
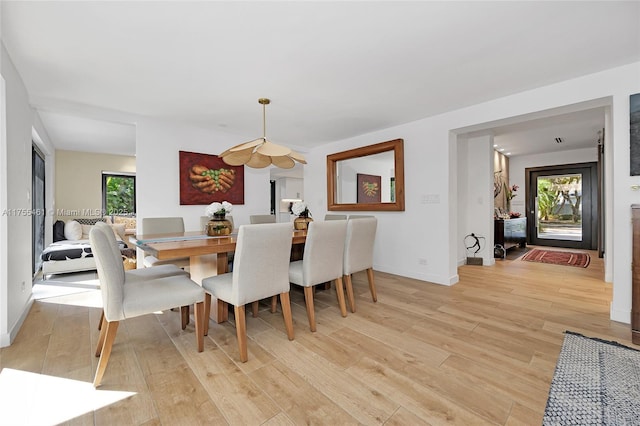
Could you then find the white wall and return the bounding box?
[1,44,35,346]
[508,147,598,217]
[464,135,494,266]
[55,150,135,221]
[0,73,7,346]
[305,61,640,326]
[135,117,271,233]
[306,122,455,285]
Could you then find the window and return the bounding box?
[102,172,136,216]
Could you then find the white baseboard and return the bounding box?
[0,298,33,348]
[374,263,454,286]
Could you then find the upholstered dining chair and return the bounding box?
[89,226,205,387]
[347,215,375,219]
[289,220,348,331]
[141,217,190,269]
[324,214,347,220]
[202,222,294,362]
[249,214,276,224]
[93,222,192,330]
[343,216,378,313]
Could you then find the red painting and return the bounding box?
[179,150,245,205]
[357,173,381,203]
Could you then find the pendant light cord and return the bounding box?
[263,102,267,140]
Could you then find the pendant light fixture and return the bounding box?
[219,98,307,169]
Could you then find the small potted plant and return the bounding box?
[291,201,313,230]
[205,201,233,235]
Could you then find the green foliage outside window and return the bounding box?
[104,175,135,215]
[537,175,582,223]
[537,179,559,221]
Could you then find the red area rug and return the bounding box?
[521,248,590,268]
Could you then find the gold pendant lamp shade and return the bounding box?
[219,98,307,169]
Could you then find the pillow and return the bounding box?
[110,223,126,241]
[81,224,94,239]
[75,218,104,225]
[112,215,137,230]
[53,220,66,242]
[64,220,83,241]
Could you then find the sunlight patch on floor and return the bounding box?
[0,368,135,425]
[33,285,103,309]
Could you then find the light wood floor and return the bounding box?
[0,250,635,425]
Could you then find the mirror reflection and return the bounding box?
[336,151,395,204]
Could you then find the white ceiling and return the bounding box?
[492,107,606,157]
[2,1,638,159]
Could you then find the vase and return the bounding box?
[294,215,313,230]
[206,214,232,236]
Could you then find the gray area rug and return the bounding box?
[543,331,640,425]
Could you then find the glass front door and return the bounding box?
[536,173,583,241]
[528,163,597,250]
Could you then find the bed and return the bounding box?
[41,218,132,278]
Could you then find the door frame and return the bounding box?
[525,162,598,250]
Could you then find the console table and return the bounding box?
[494,218,527,257]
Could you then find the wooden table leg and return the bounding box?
[189,252,229,323]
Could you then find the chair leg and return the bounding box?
[251,301,259,317]
[181,306,190,330]
[204,293,211,336]
[217,298,228,323]
[234,305,248,362]
[279,292,295,340]
[270,295,278,313]
[344,274,356,313]
[334,277,348,317]
[95,314,108,357]
[93,321,119,388]
[194,301,204,352]
[98,310,104,330]
[366,268,377,302]
[303,286,317,332]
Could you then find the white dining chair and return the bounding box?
[324,214,347,220]
[249,214,276,224]
[289,220,348,331]
[202,222,295,362]
[343,216,378,313]
[93,222,192,329]
[90,225,205,387]
[141,217,190,270]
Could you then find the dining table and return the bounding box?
[130,229,307,323]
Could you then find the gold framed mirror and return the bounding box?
[327,138,405,211]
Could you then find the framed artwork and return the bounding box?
[631,93,640,175]
[179,150,244,205]
[357,173,381,203]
